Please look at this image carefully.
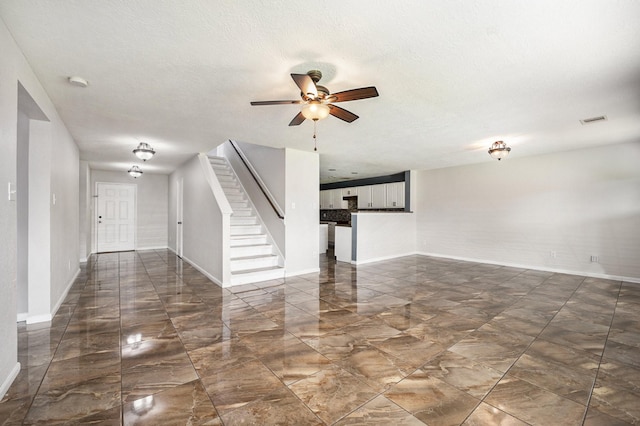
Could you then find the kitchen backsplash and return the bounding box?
[320,209,351,224]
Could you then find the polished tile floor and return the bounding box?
[1,250,639,425]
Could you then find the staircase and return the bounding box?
[209,156,285,285]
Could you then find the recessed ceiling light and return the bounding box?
[328,168,336,171]
[68,76,89,88]
[580,115,607,125]
[351,172,358,175]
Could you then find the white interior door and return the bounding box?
[176,178,184,258]
[97,183,136,252]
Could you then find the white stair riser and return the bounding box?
[230,236,268,246]
[231,217,257,226]
[230,245,273,258]
[229,268,285,286]
[232,209,253,217]
[231,256,278,271]
[231,225,262,235]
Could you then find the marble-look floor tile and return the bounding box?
[462,402,528,425]
[589,358,640,424]
[220,387,321,425]
[335,395,425,425]
[385,371,480,426]
[6,250,637,425]
[338,346,413,391]
[421,350,504,398]
[24,373,121,424]
[259,340,332,385]
[373,334,445,369]
[123,380,221,425]
[484,376,587,425]
[39,350,120,392]
[188,338,256,378]
[121,338,198,402]
[201,359,284,415]
[448,338,522,373]
[288,365,378,425]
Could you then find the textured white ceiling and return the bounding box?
[1,1,639,182]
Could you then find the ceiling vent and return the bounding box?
[580,115,607,125]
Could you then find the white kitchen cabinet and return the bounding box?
[320,189,347,209]
[371,185,386,208]
[342,187,358,197]
[357,185,386,209]
[357,185,372,209]
[320,190,332,209]
[385,182,405,208]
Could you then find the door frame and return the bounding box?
[176,177,184,258]
[94,182,137,253]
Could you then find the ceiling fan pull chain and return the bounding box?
[313,119,318,151]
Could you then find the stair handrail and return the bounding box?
[228,140,285,219]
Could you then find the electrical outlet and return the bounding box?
[550,251,556,259]
[590,255,599,263]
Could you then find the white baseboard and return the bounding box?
[416,251,640,284]
[16,312,28,323]
[285,267,320,278]
[0,362,21,400]
[136,245,170,251]
[180,255,224,288]
[354,251,419,266]
[27,267,80,325]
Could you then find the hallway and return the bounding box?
[1,250,638,424]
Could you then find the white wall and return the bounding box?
[416,141,640,281]
[0,18,80,397]
[16,110,29,316]
[235,141,286,208]
[168,156,226,283]
[90,170,168,251]
[284,148,320,276]
[353,212,417,264]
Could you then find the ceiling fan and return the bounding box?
[250,70,379,126]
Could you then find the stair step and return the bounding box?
[231,224,262,235]
[232,208,253,217]
[230,266,285,286]
[230,202,249,209]
[230,244,273,258]
[223,186,242,193]
[231,216,257,225]
[226,195,246,203]
[231,254,279,272]
[230,235,268,246]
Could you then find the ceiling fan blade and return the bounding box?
[328,104,359,123]
[331,86,379,103]
[291,74,318,98]
[250,100,303,106]
[288,111,306,126]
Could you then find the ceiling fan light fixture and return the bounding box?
[488,140,511,161]
[128,165,143,178]
[301,101,330,121]
[133,142,155,161]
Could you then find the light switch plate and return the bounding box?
[8,182,16,201]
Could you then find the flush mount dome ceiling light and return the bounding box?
[488,140,511,161]
[133,142,155,161]
[68,76,89,88]
[128,165,143,178]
